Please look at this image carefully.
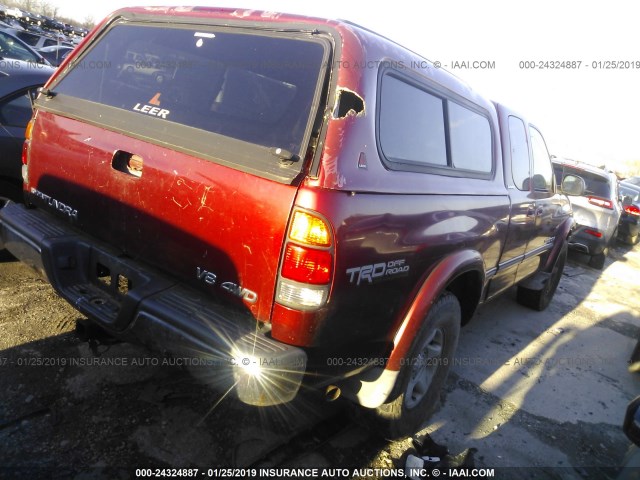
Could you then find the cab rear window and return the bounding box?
[50,23,328,181]
[377,72,493,177]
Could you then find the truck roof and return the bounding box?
[97,6,481,105]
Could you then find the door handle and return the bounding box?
[526,205,544,217]
[112,150,143,178]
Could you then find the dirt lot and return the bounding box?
[1,241,639,479]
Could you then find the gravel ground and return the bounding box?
[0,242,639,479]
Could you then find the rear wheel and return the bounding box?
[374,292,460,439]
[588,250,606,269]
[620,231,639,246]
[517,241,568,311]
[588,228,616,270]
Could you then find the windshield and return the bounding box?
[620,185,640,202]
[0,31,40,63]
[53,23,328,162]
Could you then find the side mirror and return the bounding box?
[561,174,586,196]
[624,396,640,446]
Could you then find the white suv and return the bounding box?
[553,158,622,269]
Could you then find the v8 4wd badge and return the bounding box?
[196,267,257,304]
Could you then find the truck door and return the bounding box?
[523,126,562,257]
[486,113,537,297]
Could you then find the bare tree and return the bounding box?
[39,0,59,18]
[81,15,95,30]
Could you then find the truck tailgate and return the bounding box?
[26,112,298,321]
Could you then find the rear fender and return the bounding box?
[387,249,485,372]
[341,249,485,408]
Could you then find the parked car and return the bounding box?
[618,182,640,245]
[553,158,622,269]
[0,7,574,439]
[0,16,24,30]
[37,44,74,66]
[0,30,50,64]
[4,7,24,20]
[1,26,61,49]
[624,176,640,187]
[0,60,55,202]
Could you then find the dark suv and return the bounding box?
[0,7,573,438]
[618,182,640,245]
[553,158,621,269]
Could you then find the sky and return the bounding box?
[54,0,640,173]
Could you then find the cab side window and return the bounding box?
[529,126,553,192]
[378,72,493,176]
[379,75,447,166]
[508,116,530,190]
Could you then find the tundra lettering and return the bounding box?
[30,188,78,220]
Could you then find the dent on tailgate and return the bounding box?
[27,113,298,320]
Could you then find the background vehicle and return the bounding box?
[0,7,573,439]
[553,158,622,269]
[0,16,24,30]
[37,45,74,66]
[618,396,640,478]
[624,176,640,187]
[0,60,54,202]
[0,30,50,64]
[1,26,63,49]
[618,182,640,245]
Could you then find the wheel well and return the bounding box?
[446,270,482,325]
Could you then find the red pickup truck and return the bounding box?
[0,7,575,438]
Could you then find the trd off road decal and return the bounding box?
[346,259,410,286]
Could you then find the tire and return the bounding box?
[588,250,606,269]
[630,338,640,373]
[621,232,639,246]
[374,292,461,439]
[517,241,568,311]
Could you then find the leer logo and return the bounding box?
[149,92,161,106]
[132,92,170,118]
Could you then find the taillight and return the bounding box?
[21,118,35,183]
[276,209,333,310]
[625,204,640,216]
[588,196,613,209]
[289,211,331,246]
[584,228,603,238]
[25,118,34,142]
[281,245,332,284]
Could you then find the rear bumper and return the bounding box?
[568,225,609,255]
[0,202,306,406]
